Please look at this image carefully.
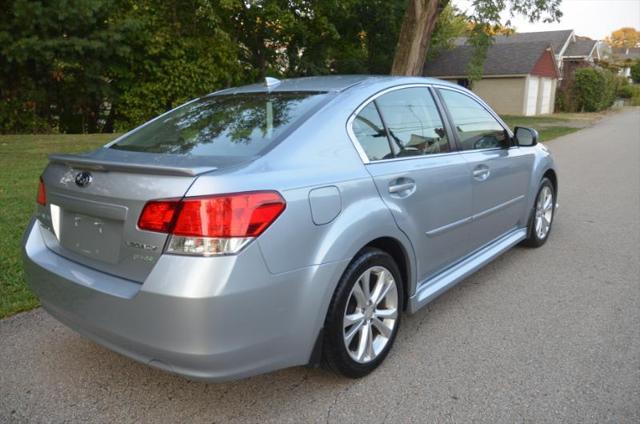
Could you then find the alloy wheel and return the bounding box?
[342,266,399,364]
[534,185,554,239]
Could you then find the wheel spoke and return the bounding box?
[372,317,392,338]
[345,319,365,345]
[344,312,364,328]
[374,307,398,320]
[365,323,375,359]
[361,270,371,300]
[373,276,393,307]
[351,281,366,308]
[369,270,386,303]
[356,322,371,361]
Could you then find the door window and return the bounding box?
[439,89,508,151]
[375,87,450,157]
[351,102,393,161]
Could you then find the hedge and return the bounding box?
[573,68,619,112]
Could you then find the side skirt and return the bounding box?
[408,228,527,313]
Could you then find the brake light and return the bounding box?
[138,191,285,256]
[36,177,47,206]
[138,199,180,233]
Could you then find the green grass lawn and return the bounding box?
[0,115,597,318]
[0,134,117,318]
[501,111,607,142]
[502,115,578,142]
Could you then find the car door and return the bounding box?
[436,87,535,250]
[348,85,475,282]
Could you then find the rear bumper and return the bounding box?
[23,218,347,381]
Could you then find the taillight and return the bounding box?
[138,191,285,256]
[138,199,180,233]
[36,177,47,206]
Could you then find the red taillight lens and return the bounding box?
[173,192,286,237]
[36,177,47,206]
[138,199,181,233]
[138,191,286,237]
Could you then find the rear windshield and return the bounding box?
[111,91,328,157]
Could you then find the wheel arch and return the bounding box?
[359,237,412,311]
[543,168,558,197]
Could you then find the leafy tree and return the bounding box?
[0,0,141,133]
[606,27,640,49]
[391,0,563,76]
[426,4,467,60]
[210,0,406,78]
[0,0,243,133]
[113,0,243,130]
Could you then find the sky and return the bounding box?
[452,0,640,40]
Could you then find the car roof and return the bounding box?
[210,75,457,95]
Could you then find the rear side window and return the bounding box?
[438,89,508,151]
[375,87,450,157]
[352,103,393,161]
[111,92,327,157]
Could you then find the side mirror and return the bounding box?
[514,126,538,146]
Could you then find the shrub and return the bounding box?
[573,68,619,112]
[0,98,53,134]
[618,84,640,99]
[631,61,640,84]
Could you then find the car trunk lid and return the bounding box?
[37,149,241,283]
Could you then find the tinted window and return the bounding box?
[352,103,393,161]
[439,89,508,151]
[111,92,327,157]
[376,87,450,157]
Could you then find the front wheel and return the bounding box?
[522,177,555,247]
[322,248,403,378]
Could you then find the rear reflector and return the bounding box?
[138,191,286,255]
[36,177,47,206]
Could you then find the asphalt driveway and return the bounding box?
[1,108,639,423]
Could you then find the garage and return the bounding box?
[424,36,561,116]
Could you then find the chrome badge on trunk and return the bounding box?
[74,171,93,187]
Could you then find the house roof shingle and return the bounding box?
[423,41,553,77]
[564,39,597,57]
[612,47,640,60]
[453,30,573,54]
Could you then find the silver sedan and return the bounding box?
[23,75,557,381]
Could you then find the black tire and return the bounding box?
[522,177,556,247]
[322,247,404,378]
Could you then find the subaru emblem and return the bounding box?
[75,171,93,187]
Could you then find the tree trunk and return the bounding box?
[391,0,448,76]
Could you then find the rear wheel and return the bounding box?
[522,177,555,247]
[322,248,403,378]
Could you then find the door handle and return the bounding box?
[388,178,416,197]
[472,165,490,181]
[389,182,416,193]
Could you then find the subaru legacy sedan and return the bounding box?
[23,75,557,381]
